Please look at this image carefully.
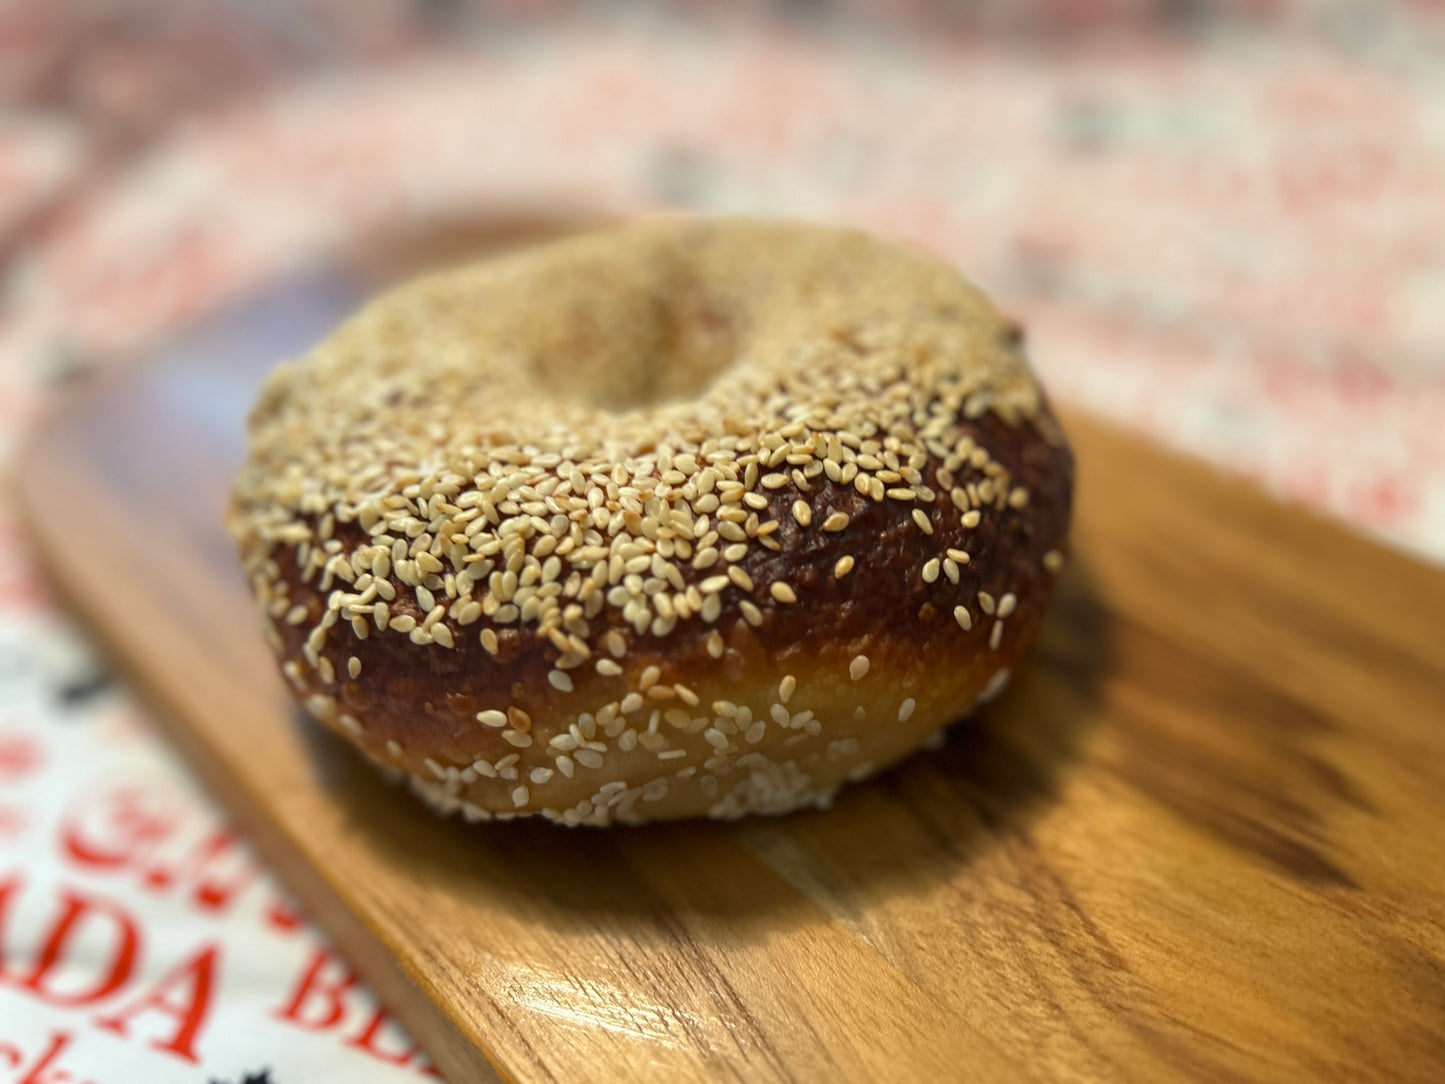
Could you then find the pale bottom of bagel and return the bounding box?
[353,651,1017,827]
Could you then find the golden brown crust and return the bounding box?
[230,218,1073,824]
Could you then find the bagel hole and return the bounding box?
[512,273,743,413]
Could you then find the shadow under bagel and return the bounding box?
[293,553,1111,925]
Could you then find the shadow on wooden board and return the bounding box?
[293,555,1112,925]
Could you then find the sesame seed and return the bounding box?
[834,555,854,578]
[502,729,533,748]
[1043,549,1065,574]
[849,655,870,681]
[770,582,797,604]
[898,698,916,722]
[740,600,763,626]
[954,606,972,630]
[779,675,797,704]
[477,710,508,728]
[822,511,849,531]
[596,658,622,676]
[512,786,529,807]
[962,510,982,528]
[574,749,604,770]
[530,767,554,784]
[347,656,362,679]
[911,508,933,534]
[990,621,1005,650]
[639,665,661,690]
[791,500,812,527]
[727,566,754,591]
[997,592,1017,618]
[548,669,574,692]
[922,558,940,583]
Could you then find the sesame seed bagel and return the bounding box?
[229,218,1073,826]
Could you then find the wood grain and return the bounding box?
[13,267,1445,1082]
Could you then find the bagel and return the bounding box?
[229,218,1073,825]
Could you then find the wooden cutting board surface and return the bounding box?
[14,255,1445,1083]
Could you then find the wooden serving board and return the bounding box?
[15,257,1445,1083]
